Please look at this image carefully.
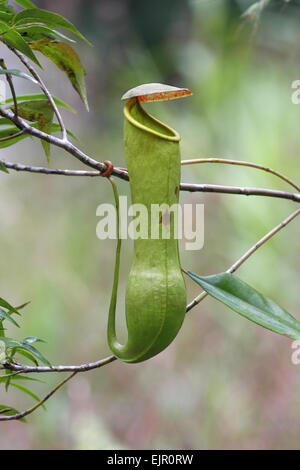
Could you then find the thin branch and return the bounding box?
[180,182,300,203]
[0,372,77,421]
[186,208,300,312]
[0,107,129,179]
[181,158,300,193]
[4,42,68,141]
[0,130,26,142]
[1,354,116,374]
[1,160,101,176]
[1,156,300,204]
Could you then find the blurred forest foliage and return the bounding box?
[0,0,300,450]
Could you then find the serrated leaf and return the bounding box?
[1,27,41,66]
[30,40,89,110]
[0,308,20,327]
[0,160,9,173]
[12,100,54,163]
[4,93,76,113]
[10,383,46,410]
[13,8,91,45]
[187,271,300,340]
[0,68,38,84]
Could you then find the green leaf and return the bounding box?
[0,160,9,173]
[13,0,36,8]
[1,28,41,66]
[20,341,51,367]
[4,93,76,113]
[0,374,45,384]
[0,68,38,84]
[12,99,54,163]
[0,405,26,423]
[17,25,76,43]
[0,337,51,367]
[187,271,300,340]
[0,297,21,315]
[23,336,46,344]
[0,122,77,149]
[0,3,16,16]
[30,40,89,110]
[0,11,13,22]
[0,404,26,422]
[0,117,14,125]
[13,8,91,45]
[0,337,22,348]
[0,308,20,327]
[0,127,28,148]
[10,383,46,410]
[0,18,9,33]
[15,348,38,366]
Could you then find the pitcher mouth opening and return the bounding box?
[124,98,181,142]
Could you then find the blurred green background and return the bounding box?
[0,0,300,450]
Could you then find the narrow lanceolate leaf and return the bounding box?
[187,272,300,340]
[0,297,21,315]
[0,375,45,384]
[23,336,46,344]
[4,93,76,113]
[30,40,89,110]
[0,118,13,126]
[12,8,91,44]
[0,28,41,66]
[17,25,76,43]
[15,348,38,366]
[0,127,28,149]
[20,341,51,367]
[12,100,54,163]
[0,308,20,327]
[0,337,51,366]
[0,68,38,84]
